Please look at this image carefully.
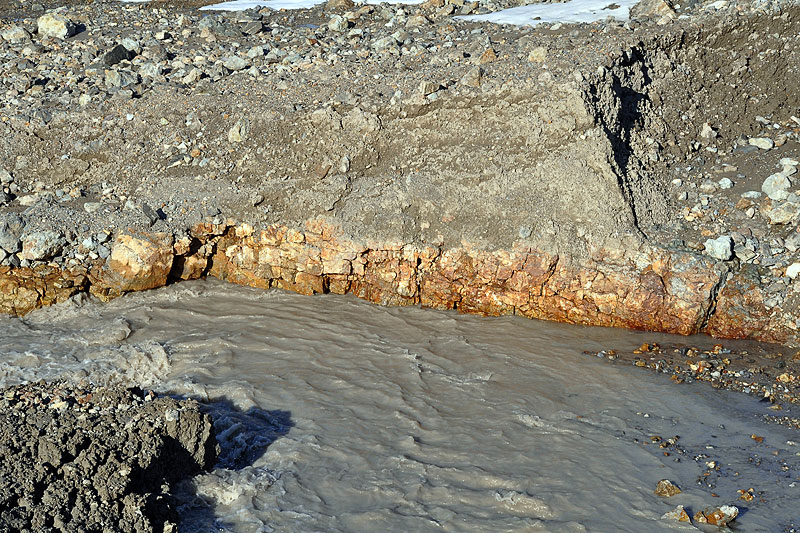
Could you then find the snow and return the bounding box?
[457,0,638,26]
[197,0,424,10]
[122,0,634,26]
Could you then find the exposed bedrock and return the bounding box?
[1,217,795,345]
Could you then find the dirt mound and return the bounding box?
[0,381,218,532]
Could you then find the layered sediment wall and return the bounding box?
[1,3,799,345]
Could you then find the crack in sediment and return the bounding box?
[698,263,733,334]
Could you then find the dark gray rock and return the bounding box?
[104,44,136,66]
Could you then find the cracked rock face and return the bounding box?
[0,381,218,533]
[0,219,751,341]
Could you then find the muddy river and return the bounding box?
[0,279,797,531]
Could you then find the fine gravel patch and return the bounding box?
[0,381,218,532]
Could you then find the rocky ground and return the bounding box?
[0,380,218,532]
[585,338,800,427]
[0,0,799,397]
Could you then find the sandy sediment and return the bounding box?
[0,0,799,345]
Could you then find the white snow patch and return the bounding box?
[458,0,637,26]
[197,0,424,10]
[122,0,629,24]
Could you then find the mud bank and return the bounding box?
[0,381,218,532]
[1,1,799,344]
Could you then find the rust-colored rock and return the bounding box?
[661,505,690,522]
[0,219,797,349]
[0,265,88,315]
[705,264,794,343]
[694,505,739,526]
[200,220,726,336]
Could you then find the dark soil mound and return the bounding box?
[0,381,218,532]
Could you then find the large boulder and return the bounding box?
[103,231,174,292]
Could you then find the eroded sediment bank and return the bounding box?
[1,1,799,346]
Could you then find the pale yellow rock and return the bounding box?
[528,47,547,63]
[104,232,174,292]
[37,12,78,40]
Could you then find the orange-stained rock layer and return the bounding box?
[0,219,795,346]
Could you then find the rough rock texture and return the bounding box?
[0,381,218,533]
[0,218,744,339]
[104,230,175,293]
[0,264,88,315]
[36,11,78,40]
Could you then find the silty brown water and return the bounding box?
[0,278,797,532]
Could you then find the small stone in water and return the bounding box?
[694,505,739,526]
[661,505,690,522]
[654,479,682,497]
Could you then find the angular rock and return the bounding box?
[703,236,733,261]
[528,46,547,62]
[478,48,497,64]
[460,67,483,88]
[419,81,441,96]
[630,0,676,19]
[699,122,717,139]
[1,25,31,43]
[406,14,430,28]
[0,224,21,253]
[654,479,682,497]
[762,173,791,201]
[103,231,174,293]
[228,117,251,143]
[694,505,738,526]
[104,44,136,67]
[661,505,690,522]
[37,11,79,40]
[372,36,398,51]
[222,56,248,71]
[241,20,264,35]
[20,231,64,261]
[328,14,349,32]
[785,232,800,252]
[105,69,139,89]
[762,198,800,225]
[247,45,265,58]
[139,62,163,78]
[120,37,141,54]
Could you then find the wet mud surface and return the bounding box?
[0,381,218,532]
